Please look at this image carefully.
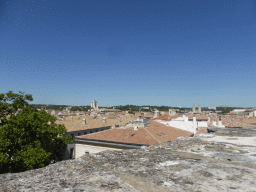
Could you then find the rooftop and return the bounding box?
[55,115,138,132]
[76,120,193,145]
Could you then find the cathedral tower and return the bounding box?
[198,102,201,113]
[192,102,196,113]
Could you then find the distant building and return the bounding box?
[198,102,201,113]
[231,109,246,113]
[192,102,202,114]
[193,102,196,113]
[169,109,176,116]
[91,100,99,111]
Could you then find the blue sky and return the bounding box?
[1,0,256,107]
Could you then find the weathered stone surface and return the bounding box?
[1,127,256,191]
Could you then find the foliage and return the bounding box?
[128,110,135,115]
[221,108,231,114]
[30,104,70,110]
[70,106,82,111]
[0,91,74,174]
[0,91,32,121]
[216,107,239,112]
[113,104,185,112]
[30,104,91,112]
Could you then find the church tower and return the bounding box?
[198,102,201,113]
[192,102,196,113]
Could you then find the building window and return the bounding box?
[70,148,74,159]
[78,133,81,136]
[71,134,74,139]
[90,131,92,133]
[95,130,98,132]
[84,132,87,135]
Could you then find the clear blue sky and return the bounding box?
[1,0,256,108]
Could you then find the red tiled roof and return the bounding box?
[188,114,208,121]
[55,115,138,132]
[76,120,193,145]
[196,127,208,134]
[222,121,243,128]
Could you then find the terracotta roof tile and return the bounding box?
[55,115,138,132]
[188,114,208,121]
[76,120,193,145]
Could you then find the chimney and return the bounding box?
[82,119,86,125]
[193,117,197,133]
[134,126,138,131]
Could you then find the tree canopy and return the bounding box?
[0,91,74,174]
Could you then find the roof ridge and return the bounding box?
[141,124,161,143]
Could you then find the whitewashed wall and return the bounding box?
[75,144,122,158]
[155,119,196,133]
[198,121,208,128]
[156,115,209,134]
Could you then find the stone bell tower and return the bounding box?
[198,102,201,113]
[192,102,196,113]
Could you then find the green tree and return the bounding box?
[0,91,74,174]
[221,107,230,114]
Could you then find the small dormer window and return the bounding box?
[78,133,81,136]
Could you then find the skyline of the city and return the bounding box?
[1,0,256,107]
[26,102,253,109]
